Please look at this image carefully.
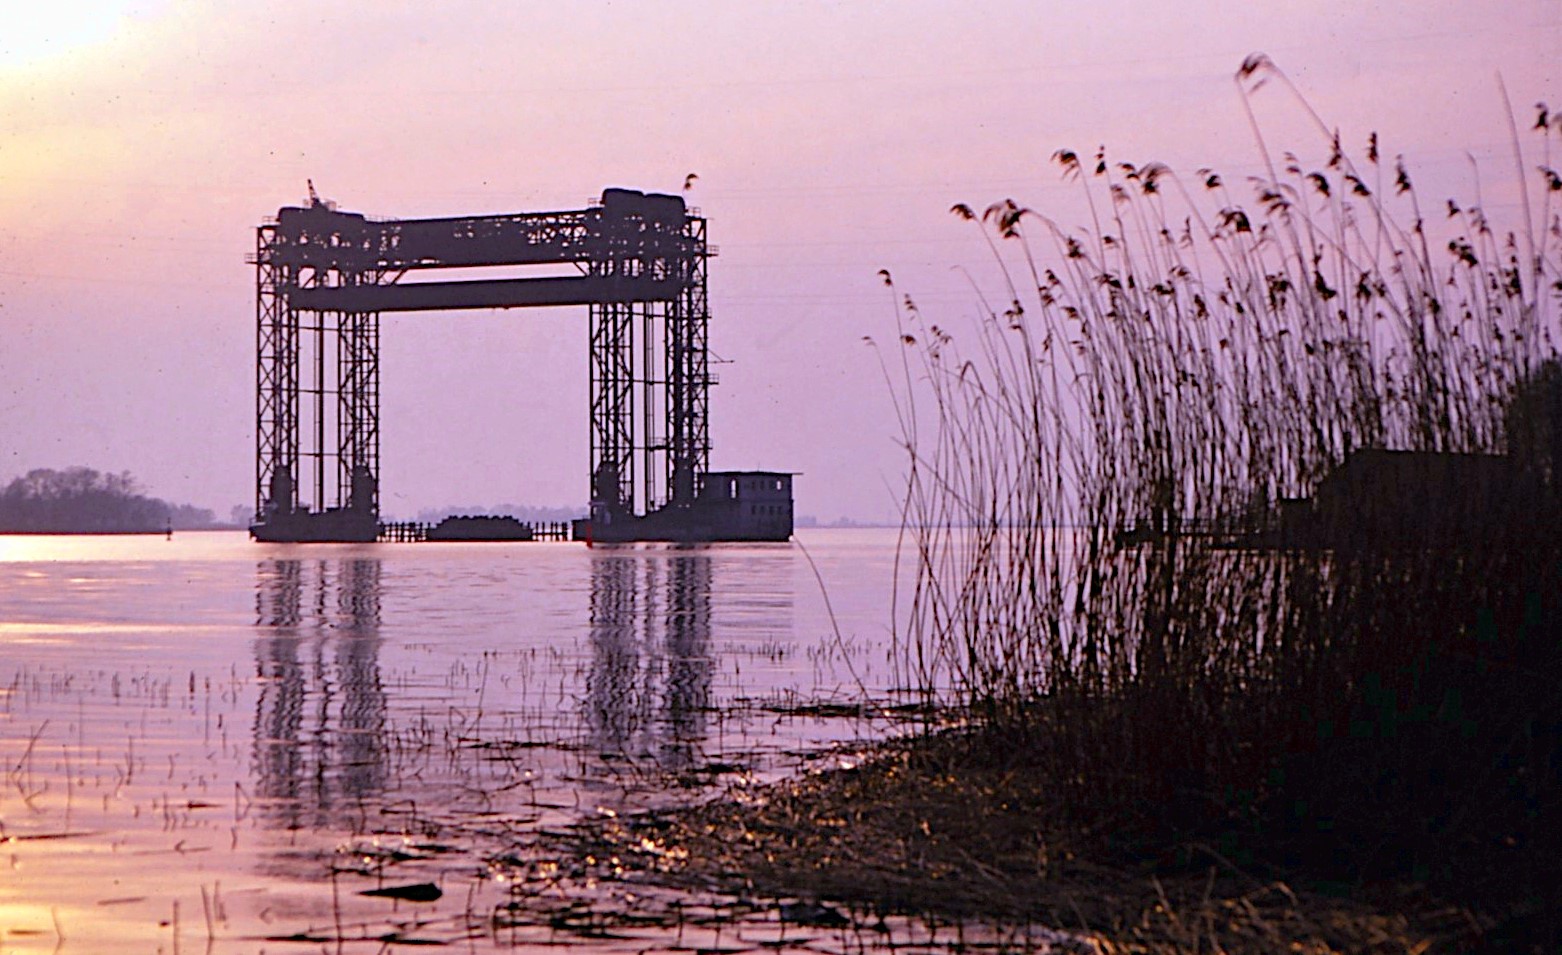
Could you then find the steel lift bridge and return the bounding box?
[251,186,789,544]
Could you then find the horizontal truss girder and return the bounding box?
[291,275,684,313]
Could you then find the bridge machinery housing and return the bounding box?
[251,187,791,543]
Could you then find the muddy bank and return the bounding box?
[570,730,1477,954]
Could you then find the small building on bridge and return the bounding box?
[697,471,795,541]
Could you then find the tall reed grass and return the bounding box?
[886,55,1562,925]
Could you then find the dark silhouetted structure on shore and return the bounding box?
[1275,448,1551,550]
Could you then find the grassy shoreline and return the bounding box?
[582,723,1510,953]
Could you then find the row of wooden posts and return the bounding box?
[375,521,575,543]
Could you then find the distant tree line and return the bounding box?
[0,467,217,533]
[793,514,890,528]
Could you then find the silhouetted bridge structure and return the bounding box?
[251,187,792,543]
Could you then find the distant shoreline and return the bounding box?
[0,526,245,536]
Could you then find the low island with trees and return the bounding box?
[0,467,222,534]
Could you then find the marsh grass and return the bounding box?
[883,56,1562,939]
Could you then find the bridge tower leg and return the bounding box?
[666,215,711,504]
[255,225,299,519]
[642,300,662,514]
[337,292,380,516]
[588,214,710,519]
[254,225,380,539]
[590,300,635,515]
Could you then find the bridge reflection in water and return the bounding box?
[248,547,788,827]
[253,558,386,830]
[587,549,714,770]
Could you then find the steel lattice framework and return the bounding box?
[253,189,711,537]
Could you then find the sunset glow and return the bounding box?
[0,1,1555,521]
[0,1,147,67]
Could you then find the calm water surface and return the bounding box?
[2,529,966,952]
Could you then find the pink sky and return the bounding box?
[1,1,1556,521]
